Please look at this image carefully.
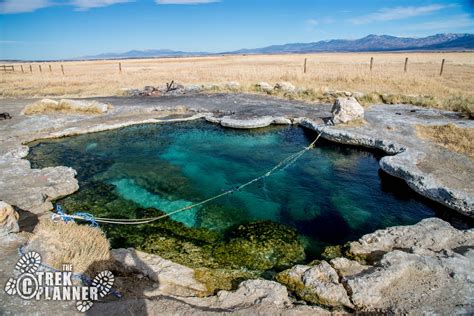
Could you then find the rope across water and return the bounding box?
[52,128,324,226]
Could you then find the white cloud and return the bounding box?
[155,0,219,4]
[0,0,133,14]
[0,0,52,14]
[305,17,334,31]
[72,0,134,10]
[350,4,454,25]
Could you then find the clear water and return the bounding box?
[27,121,461,262]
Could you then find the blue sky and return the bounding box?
[1,0,473,60]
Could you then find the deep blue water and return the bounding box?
[27,120,461,259]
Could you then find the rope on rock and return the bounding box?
[51,128,325,226]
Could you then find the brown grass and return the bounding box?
[25,220,112,275]
[1,52,474,115]
[416,123,474,159]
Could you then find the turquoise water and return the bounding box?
[27,121,459,261]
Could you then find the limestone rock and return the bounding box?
[256,82,273,93]
[347,218,474,263]
[331,97,364,124]
[330,257,369,277]
[276,262,353,309]
[346,249,474,314]
[112,248,207,297]
[0,201,19,237]
[0,158,79,215]
[219,116,291,129]
[274,82,296,93]
[216,280,291,309]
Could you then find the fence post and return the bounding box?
[370,57,374,71]
[49,65,52,72]
[439,59,445,76]
[39,65,42,73]
[119,62,122,73]
[30,65,33,73]
[304,58,307,74]
[12,65,15,72]
[61,64,64,75]
[404,57,408,73]
[21,65,24,73]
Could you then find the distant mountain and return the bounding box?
[79,49,209,60]
[229,33,474,54]
[78,34,473,60]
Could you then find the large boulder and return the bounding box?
[340,218,474,314]
[331,97,364,124]
[345,249,474,314]
[347,218,474,263]
[276,262,354,309]
[0,201,19,237]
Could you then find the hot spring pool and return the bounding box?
[27,120,461,271]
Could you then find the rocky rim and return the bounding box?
[0,92,473,314]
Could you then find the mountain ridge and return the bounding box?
[78,33,474,60]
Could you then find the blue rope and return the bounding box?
[17,245,122,298]
[53,204,98,227]
[74,212,99,227]
[54,204,75,223]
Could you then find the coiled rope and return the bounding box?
[52,129,324,226]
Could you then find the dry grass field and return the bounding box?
[1,52,474,115]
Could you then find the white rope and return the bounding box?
[52,129,325,225]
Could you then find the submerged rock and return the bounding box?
[214,221,305,271]
[0,201,19,237]
[331,97,364,124]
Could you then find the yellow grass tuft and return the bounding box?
[416,123,474,159]
[21,98,111,115]
[25,220,112,275]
